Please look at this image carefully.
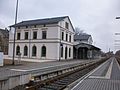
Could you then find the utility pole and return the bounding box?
[12,0,19,65]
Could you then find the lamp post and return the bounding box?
[114,17,120,52]
[116,17,120,19]
[114,33,120,49]
[12,0,19,65]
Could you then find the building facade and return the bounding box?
[8,16,74,61]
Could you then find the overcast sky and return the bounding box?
[0,0,120,52]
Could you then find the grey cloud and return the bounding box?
[0,0,120,52]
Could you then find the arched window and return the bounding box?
[69,48,71,57]
[61,47,63,57]
[24,46,28,56]
[32,45,37,56]
[41,46,46,57]
[16,45,20,55]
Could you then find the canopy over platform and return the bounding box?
[74,43,101,59]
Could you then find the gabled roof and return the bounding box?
[74,33,91,41]
[10,16,68,27]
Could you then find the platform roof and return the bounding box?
[74,43,101,50]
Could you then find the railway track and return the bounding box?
[24,58,108,90]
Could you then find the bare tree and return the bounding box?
[74,27,84,35]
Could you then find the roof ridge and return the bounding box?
[22,16,68,22]
[10,16,69,27]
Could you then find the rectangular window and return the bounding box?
[18,27,20,29]
[65,22,69,29]
[69,35,71,42]
[17,33,20,40]
[34,25,36,28]
[62,32,64,40]
[61,47,63,57]
[24,32,28,40]
[43,24,46,27]
[42,31,47,39]
[69,48,71,57]
[26,26,28,28]
[33,31,37,39]
[66,34,68,41]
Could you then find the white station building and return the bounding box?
[8,16,75,61]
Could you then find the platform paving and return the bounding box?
[0,59,96,80]
[72,57,120,90]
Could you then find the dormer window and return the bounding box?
[65,22,69,29]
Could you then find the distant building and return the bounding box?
[74,33,101,59]
[9,16,74,61]
[105,51,114,57]
[0,28,9,55]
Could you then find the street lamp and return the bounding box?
[114,17,120,52]
[116,17,120,19]
[12,0,19,65]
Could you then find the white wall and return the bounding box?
[8,43,13,57]
[15,24,59,40]
[8,17,74,61]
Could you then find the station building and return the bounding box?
[8,16,74,61]
[8,16,101,62]
[73,33,101,59]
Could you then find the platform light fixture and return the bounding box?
[116,17,120,19]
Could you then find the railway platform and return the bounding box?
[0,59,95,80]
[72,57,120,90]
[0,59,97,90]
